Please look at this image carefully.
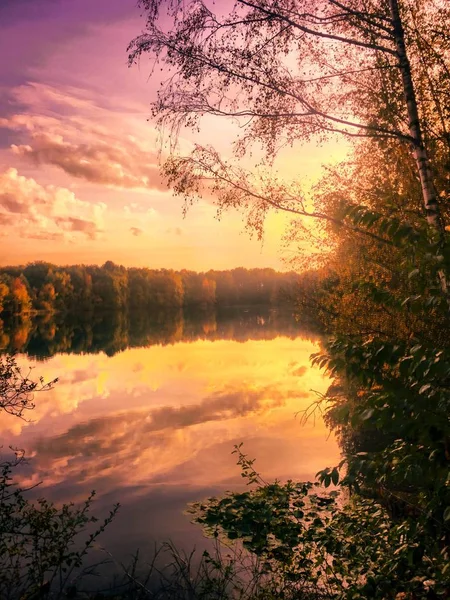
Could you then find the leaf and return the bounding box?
[331,468,339,486]
[419,384,431,395]
[360,408,374,420]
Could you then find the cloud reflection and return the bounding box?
[32,384,304,484]
[6,335,339,516]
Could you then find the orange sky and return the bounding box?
[0,0,348,270]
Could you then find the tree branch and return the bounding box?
[236,0,397,55]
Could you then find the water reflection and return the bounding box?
[0,307,318,358]
[0,310,339,563]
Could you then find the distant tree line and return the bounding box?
[0,262,301,315]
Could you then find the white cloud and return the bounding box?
[123,203,158,217]
[0,168,105,241]
[2,82,167,192]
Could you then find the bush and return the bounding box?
[0,356,119,599]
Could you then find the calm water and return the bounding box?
[0,308,339,566]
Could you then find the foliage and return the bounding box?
[292,184,450,342]
[0,453,119,600]
[190,445,449,599]
[129,0,450,246]
[8,277,32,316]
[0,354,57,418]
[0,264,301,317]
[123,540,273,600]
[305,221,450,595]
[315,335,450,517]
[0,358,119,599]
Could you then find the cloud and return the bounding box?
[0,213,15,225]
[166,227,183,236]
[2,82,167,192]
[291,365,308,377]
[11,132,166,191]
[130,226,143,236]
[55,216,100,239]
[124,203,158,217]
[147,385,288,431]
[124,204,157,236]
[0,168,105,241]
[27,231,65,241]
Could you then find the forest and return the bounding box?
[1,0,450,598]
[0,263,301,314]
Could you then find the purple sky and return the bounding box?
[0,0,344,269]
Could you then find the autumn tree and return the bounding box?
[47,270,74,312]
[0,280,9,314]
[181,270,216,306]
[290,139,444,339]
[8,277,31,315]
[129,0,449,255]
[36,283,56,312]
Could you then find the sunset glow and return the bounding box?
[0,337,339,489]
[0,332,340,553]
[0,0,346,270]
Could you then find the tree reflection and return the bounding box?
[0,308,319,358]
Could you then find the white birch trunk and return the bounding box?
[389,0,447,294]
[389,0,444,236]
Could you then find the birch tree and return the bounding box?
[129,0,449,245]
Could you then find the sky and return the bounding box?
[0,0,347,270]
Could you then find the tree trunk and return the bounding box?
[390,0,448,296]
[389,0,445,237]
